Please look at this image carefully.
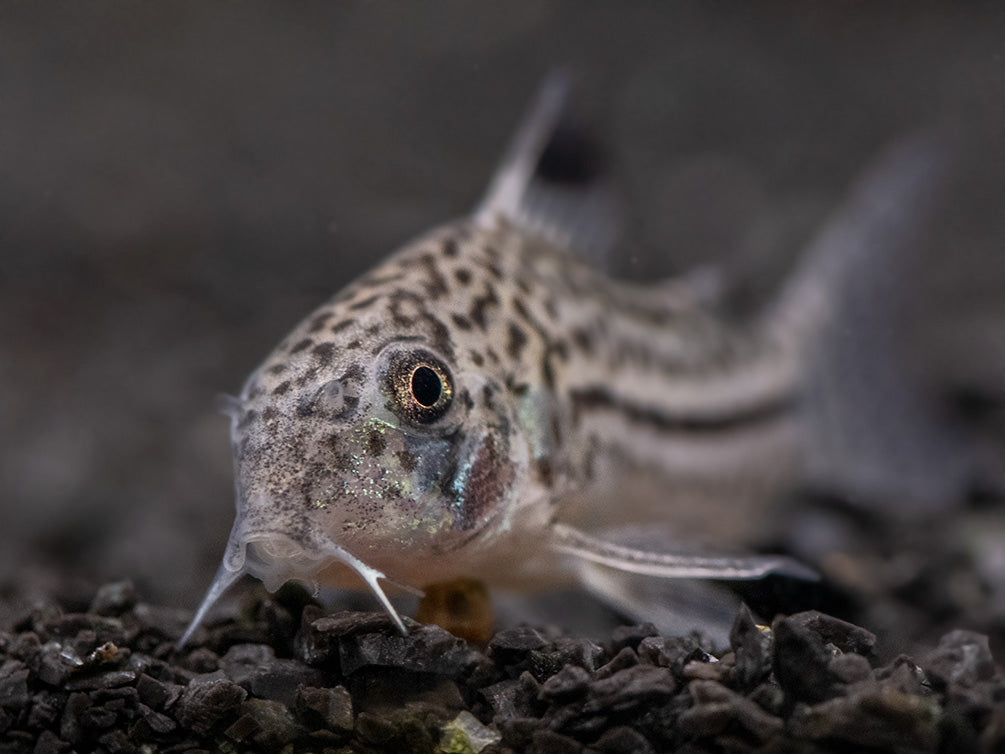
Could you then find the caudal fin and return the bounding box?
[763,134,974,512]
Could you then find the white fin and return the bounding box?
[317,540,411,635]
[175,561,245,650]
[763,134,974,511]
[551,523,818,582]
[476,71,618,265]
[575,561,741,647]
[214,393,243,419]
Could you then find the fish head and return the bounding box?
[215,244,535,614]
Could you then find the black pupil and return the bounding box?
[411,366,442,407]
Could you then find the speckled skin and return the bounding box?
[180,84,947,646]
[223,210,803,599]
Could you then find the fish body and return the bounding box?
[178,75,960,646]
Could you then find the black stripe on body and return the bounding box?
[570,387,796,434]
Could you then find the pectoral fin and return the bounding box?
[551,523,816,644]
[550,523,818,582]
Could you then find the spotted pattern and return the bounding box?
[217,207,804,618]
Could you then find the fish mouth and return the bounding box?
[176,522,416,651]
[245,530,417,635]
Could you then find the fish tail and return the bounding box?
[762,133,974,511]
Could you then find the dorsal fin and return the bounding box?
[476,71,618,265]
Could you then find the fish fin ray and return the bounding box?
[550,523,818,582]
[763,133,975,510]
[476,70,618,266]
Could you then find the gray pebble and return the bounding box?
[583,665,676,714]
[0,660,31,708]
[339,623,478,677]
[137,701,177,734]
[591,725,657,754]
[608,623,660,654]
[87,581,137,617]
[295,684,354,733]
[539,664,592,702]
[481,671,541,719]
[923,629,995,687]
[594,646,639,680]
[225,697,304,747]
[772,613,848,703]
[729,605,771,690]
[488,626,550,661]
[135,672,182,711]
[685,679,783,742]
[174,671,248,735]
[220,642,326,706]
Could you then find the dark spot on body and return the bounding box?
[424,314,455,360]
[442,237,459,258]
[451,313,473,330]
[312,342,336,363]
[341,364,365,384]
[512,297,534,326]
[454,268,472,285]
[506,322,528,360]
[482,384,496,411]
[290,338,314,354]
[388,288,425,327]
[331,319,354,334]
[470,350,484,367]
[272,380,292,396]
[350,295,380,311]
[478,256,503,280]
[295,367,319,387]
[308,312,334,333]
[516,276,532,294]
[296,398,315,418]
[572,327,594,355]
[469,283,499,330]
[541,356,555,389]
[324,437,352,464]
[365,324,380,337]
[346,339,362,350]
[395,449,418,472]
[534,458,554,487]
[267,363,287,376]
[419,253,449,300]
[365,428,386,456]
[262,406,278,422]
[544,297,559,320]
[487,348,500,365]
[507,377,529,397]
[550,416,563,447]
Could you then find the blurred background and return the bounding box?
[1,3,1003,649]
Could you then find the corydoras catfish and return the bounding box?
[177,74,968,647]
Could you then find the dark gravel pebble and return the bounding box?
[1,584,1005,752]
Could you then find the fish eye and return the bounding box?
[386,349,454,424]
